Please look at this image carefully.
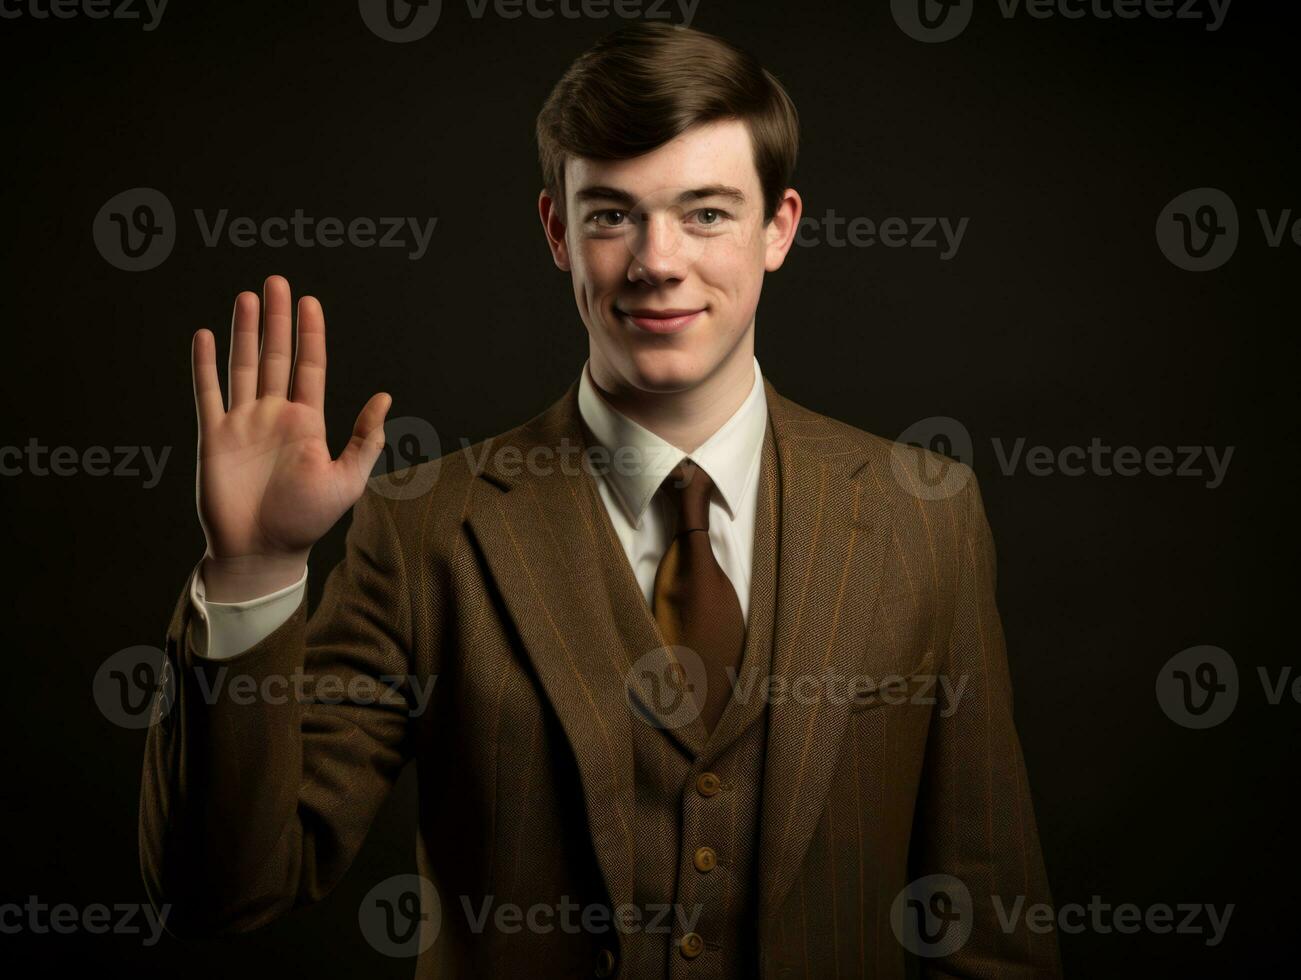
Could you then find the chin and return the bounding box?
[619,346,712,393]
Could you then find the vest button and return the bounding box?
[693,846,717,872]
[696,772,721,797]
[680,932,705,959]
[594,947,617,977]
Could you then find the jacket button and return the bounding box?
[680,932,705,958]
[693,846,717,872]
[695,772,721,797]
[594,948,616,976]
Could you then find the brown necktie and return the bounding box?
[651,458,745,733]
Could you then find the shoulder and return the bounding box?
[771,387,984,541]
[355,394,567,552]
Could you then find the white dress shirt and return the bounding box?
[190,356,768,659]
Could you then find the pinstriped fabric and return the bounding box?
[139,377,1060,979]
[600,419,779,980]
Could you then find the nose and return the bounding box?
[627,211,689,286]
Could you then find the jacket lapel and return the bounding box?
[756,379,899,923]
[461,373,898,928]
[463,380,637,915]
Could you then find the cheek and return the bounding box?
[573,239,625,292]
[701,242,763,306]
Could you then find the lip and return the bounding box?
[616,307,706,334]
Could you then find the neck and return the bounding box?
[587,333,756,454]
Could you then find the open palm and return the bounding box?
[191,276,390,593]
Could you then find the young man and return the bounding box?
[140,22,1061,980]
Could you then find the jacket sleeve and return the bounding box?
[138,486,417,939]
[911,473,1063,978]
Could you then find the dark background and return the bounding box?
[1,0,1294,975]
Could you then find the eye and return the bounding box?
[590,209,630,228]
[690,208,729,226]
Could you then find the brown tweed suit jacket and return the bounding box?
[139,376,1062,978]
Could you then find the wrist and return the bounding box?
[200,551,308,602]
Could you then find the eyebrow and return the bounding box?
[573,184,748,208]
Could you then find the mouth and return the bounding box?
[615,306,706,334]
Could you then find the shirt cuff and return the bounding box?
[189,562,308,660]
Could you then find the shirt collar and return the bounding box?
[577,355,768,528]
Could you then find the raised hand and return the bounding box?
[190,275,390,601]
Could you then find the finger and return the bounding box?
[290,295,327,411]
[335,392,392,481]
[257,275,293,398]
[228,291,259,408]
[192,329,225,433]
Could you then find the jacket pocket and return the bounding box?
[847,645,938,713]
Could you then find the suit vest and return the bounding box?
[583,419,781,979]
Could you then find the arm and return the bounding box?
[138,275,404,938]
[140,488,414,937]
[911,473,1063,978]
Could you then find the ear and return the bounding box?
[538,189,571,272]
[763,187,803,272]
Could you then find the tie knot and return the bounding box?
[662,458,714,534]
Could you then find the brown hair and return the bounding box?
[536,22,799,225]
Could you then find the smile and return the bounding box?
[616,307,706,334]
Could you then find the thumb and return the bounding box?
[336,391,392,486]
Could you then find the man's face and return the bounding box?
[540,118,799,395]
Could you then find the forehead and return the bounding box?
[565,118,760,203]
